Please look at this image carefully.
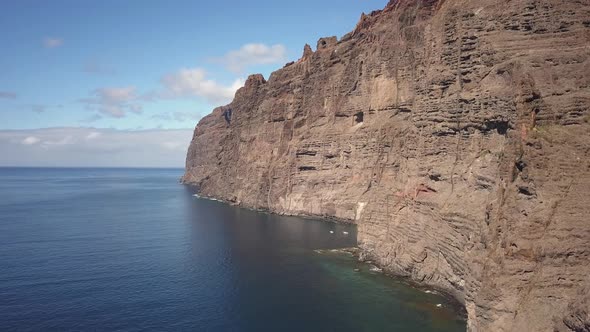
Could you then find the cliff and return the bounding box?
[183,0,590,330]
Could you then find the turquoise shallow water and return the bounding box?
[0,167,465,331]
[312,251,465,331]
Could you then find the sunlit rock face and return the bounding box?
[183,0,590,330]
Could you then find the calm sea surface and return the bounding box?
[0,168,465,331]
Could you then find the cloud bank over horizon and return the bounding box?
[0,127,193,168]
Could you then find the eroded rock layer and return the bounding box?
[183,0,590,330]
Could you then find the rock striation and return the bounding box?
[183,0,590,330]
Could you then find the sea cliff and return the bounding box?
[183,0,590,330]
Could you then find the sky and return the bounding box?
[0,0,388,167]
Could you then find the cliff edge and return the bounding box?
[183,0,590,330]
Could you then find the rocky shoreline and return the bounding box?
[190,189,470,319]
[317,247,468,320]
[190,186,469,319]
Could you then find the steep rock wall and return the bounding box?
[183,0,590,330]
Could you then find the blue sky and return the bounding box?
[0,0,388,166]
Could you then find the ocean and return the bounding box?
[0,168,465,331]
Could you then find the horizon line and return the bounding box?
[0,166,184,170]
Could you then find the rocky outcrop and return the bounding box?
[183,0,590,330]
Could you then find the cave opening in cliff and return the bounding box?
[354,111,364,124]
[484,119,509,135]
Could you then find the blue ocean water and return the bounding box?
[0,168,465,331]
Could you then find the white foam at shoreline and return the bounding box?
[192,194,222,202]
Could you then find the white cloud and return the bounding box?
[160,141,185,151]
[78,46,277,117]
[96,86,135,103]
[43,37,63,48]
[42,135,75,147]
[0,127,193,167]
[160,67,243,104]
[86,132,101,140]
[21,134,74,147]
[151,111,202,123]
[214,43,287,73]
[80,86,143,118]
[22,136,40,145]
[99,105,126,118]
[155,43,286,104]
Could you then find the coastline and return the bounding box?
[187,185,357,225]
[184,183,467,321]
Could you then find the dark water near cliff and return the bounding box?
[0,168,465,331]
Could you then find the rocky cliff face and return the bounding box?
[183,0,590,330]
